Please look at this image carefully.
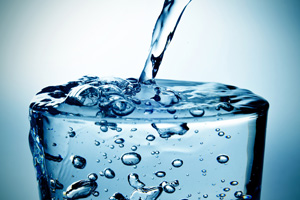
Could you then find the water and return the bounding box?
[139,0,192,83]
[29,76,268,200]
[29,1,269,199]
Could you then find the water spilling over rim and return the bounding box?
[29,76,269,120]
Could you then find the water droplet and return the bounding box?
[155,171,166,178]
[201,169,207,173]
[104,168,115,179]
[146,134,156,141]
[173,115,178,119]
[87,173,98,181]
[230,181,239,186]
[71,155,86,169]
[121,152,141,166]
[194,130,199,133]
[218,131,225,136]
[152,123,189,138]
[110,145,115,149]
[189,107,205,117]
[131,128,137,131]
[128,173,145,189]
[172,159,183,168]
[216,155,229,164]
[68,131,76,137]
[221,179,225,183]
[114,138,125,144]
[223,187,230,192]
[119,144,124,148]
[203,194,208,198]
[131,145,138,151]
[225,135,231,139]
[219,193,226,197]
[116,127,122,132]
[215,128,220,131]
[64,180,97,199]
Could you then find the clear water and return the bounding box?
[29,76,269,200]
[139,0,192,83]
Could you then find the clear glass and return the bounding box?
[29,78,269,200]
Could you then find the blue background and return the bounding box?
[0,0,299,199]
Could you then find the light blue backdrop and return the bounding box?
[0,1,299,200]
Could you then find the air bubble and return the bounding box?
[172,159,183,168]
[71,155,86,169]
[109,192,127,200]
[163,185,175,193]
[243,195,252,199]
[230,181,239,186]
[203,194,208,198]
[189,107,205,117]
[68,131,76,137]
[100,126,108,132]
[154,171,166,178]
[94,140,100,146]
[152,123,189,138]
[128,173,145,189]
[216,155,229,164]
[218,131,225,136]
[167,108,176,114]
[104,168,115,179]
[131,128,137,131]
[64,180,97,199]
[234,191,243,198]
[114,138,125,144]
[121,152,142,166]
[92,191,99,197]
[146,134,156,141]
[225,135,231,139]
[111,99,135,116]
[131,145,138,151]
[215,128,220,131]
[223,187,230,192]
[88,173,98,181]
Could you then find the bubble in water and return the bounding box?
[121,152,141,166]
[114,138,125,144]
[223,187,230,192]
[234,191,243,198]
[230,181,239,186]
[130,187,163,200]
[65,85,100,106]
[71,155,86,169]
[68,131,76,137]
[243,195,252,199]
[111,99,135,116]
[64,179,97,199]
[131,128,137,131]
[189,107,205,117]
[216,155,229,164]
[155,171,166,178]
[109,192,127,200]
[94,140,100,146]
[131,145,138,151]
[100,126,108,132]
[172,159,183,168]
[88,173,98,181]
[215,128,220,131]
[203,194,208,198]
[167,108,176,114]
[104,168,115,179]
[152,123,189,138]
[218,131,225,137]
[163,184,175,193]
[93,191,99,197]
[146,134,156,141]
[128,173,145,189]
[225,135,231,139]
[50,179,64,190]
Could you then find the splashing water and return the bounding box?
[139,0,192,83]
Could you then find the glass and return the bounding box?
[29,77,269,200]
